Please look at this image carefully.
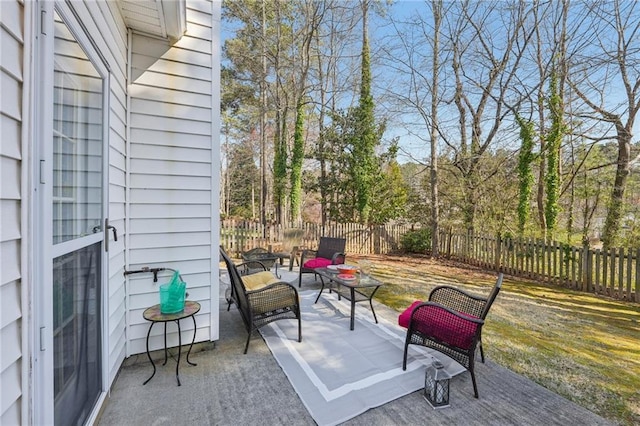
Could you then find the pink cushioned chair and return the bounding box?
[399,273,503,398]
[297,237,346,287]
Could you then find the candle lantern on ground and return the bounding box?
[424,359,451,409]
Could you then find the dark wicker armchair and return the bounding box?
[242,247,277,272]
[220,246,301,354]
[399,273,503,398]
[297,237,346,287]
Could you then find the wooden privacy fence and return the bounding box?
[438,230,639,302]
[220,219,413,257]
[220,221,638,302]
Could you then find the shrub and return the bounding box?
[401,228,431,254]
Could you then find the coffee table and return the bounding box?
[314,267,383,330]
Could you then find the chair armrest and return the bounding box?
[411,302,484,326]
[331,252,346,264]
[409,302,484,350]
[236,260,268,275]
[429,285,487,317]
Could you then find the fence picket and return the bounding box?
[610,248,616,297]
[636,249,640,302]
[626,248,632,300]
[619,247,625,298]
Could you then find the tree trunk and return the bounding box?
[602,130,631,247]
[260,0,268,229]
[430,0,442,257]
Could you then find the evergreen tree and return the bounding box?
[227,139,260,218]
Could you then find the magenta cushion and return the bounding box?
[416,307,479,349]
[303,257,332,268]
[398,300,423,328]
[401,303,479,350]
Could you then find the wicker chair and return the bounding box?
[399,273,503,398]
[220,246,301,354]
[241,247,277,272]
[297,237,346,287]
[223,256,269,312]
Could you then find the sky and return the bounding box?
[221,0,640,165]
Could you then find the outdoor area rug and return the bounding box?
[260,290,466,426]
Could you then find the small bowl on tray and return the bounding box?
[336,265,358,275]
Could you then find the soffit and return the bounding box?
[118,0,186,42]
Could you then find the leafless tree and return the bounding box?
[310,1,361,225]
[566,0,640,247]
[442,1,535,232]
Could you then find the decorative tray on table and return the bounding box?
[337,273,357,281]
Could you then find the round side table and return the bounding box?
[142,300,200,386]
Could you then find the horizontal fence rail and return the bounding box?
[220,220,637,302]
[438,230,638,303]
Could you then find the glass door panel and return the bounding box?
[53,243,102,426]
[52,12,104,244]
[52,10,104,426]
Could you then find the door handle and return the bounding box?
[104,218,118,252]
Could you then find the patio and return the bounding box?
[97,269,611,425]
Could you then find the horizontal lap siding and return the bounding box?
[1,0,24,423]
[127,1,216,355]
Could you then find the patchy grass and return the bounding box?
[352,254,640,426]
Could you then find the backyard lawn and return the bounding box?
[356,253,640,426]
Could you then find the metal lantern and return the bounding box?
[424,359,451,409]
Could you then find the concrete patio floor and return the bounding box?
[97,269,612,426]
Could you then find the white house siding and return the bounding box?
[1,0,219,421]
[1,0,25,423]
[126,0,219,356]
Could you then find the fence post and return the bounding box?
[495,233,502,272]
[582,236,593,292]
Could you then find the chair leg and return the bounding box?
[469,356,479,398]
[298,316,302,342]
[479,339,485,363]
[243,331,252,354]
[402,335,411,371]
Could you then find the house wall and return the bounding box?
[1,0,219,422]
[1,1,26,423]
[126,0,219,356]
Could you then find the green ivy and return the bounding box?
[290,101,305,220]
[516,115,536,237]
[545,69,565,238]
[353,6,377,225]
